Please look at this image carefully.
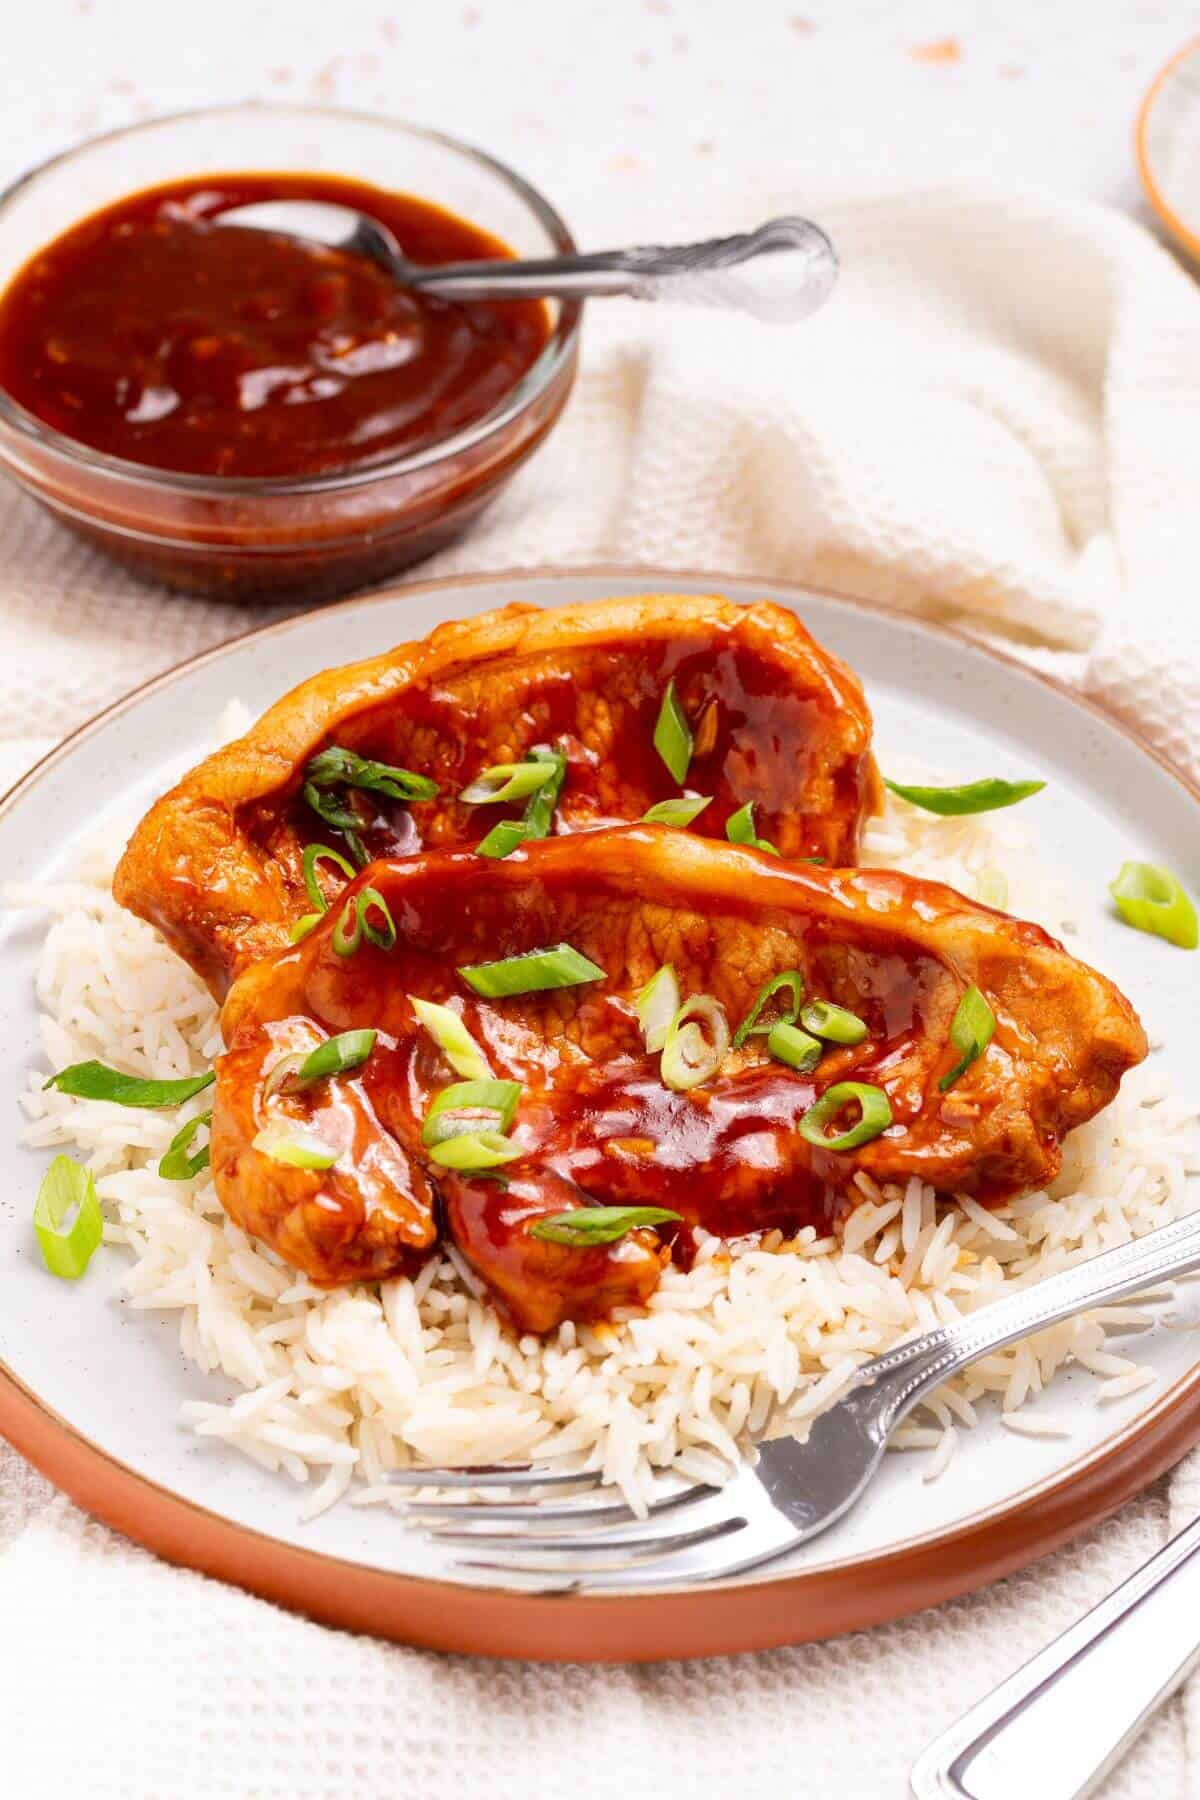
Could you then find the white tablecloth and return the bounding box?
[4,5,1200,1796]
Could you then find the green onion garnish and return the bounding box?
[635,964,681,1053]
[883,777,1045,816]
[305,745,438,805]
[1109,862,1198,950]
[726,802,779,856]
[45,1062,215,1108]
[289,912,322,944]
[409,997,491,1080]
[302,842,356,912]
[302,783,368,867]
[799,1082,893,1151]
[800,1000,868,1045]
[252,1127,339,1171]
[459,943,605,997]
[939,985,995,1091]
[300,1029,376,1083]
[530,1205,682,1247]
[159,1112,212,1180]
[732,970,804,1047]
[520,746,567,838]
[476,820,531,860]
[303,746,436,867]
[766,1022,822,1072]
[268,1030,376,1093]
[332,885,396,956]
[428,1130,522,1170]
[426,1072,521,1144]
[939,984,996,1091]
[661,994,730,1091]
[460,762,558,806]
[33,1155,104,1279]
[474,746,567,859]
[422,1078,522,1147]
[642,795,712,828]
[653,680,693,784]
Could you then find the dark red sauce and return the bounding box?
[249,625,868,888]
[0,173,552,479]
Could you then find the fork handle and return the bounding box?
[910,1505,1200,1799]
[861,1208,1200,1425]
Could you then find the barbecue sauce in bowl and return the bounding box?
[0,173,552,481]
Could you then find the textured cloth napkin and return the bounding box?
[3,186,1200,1799]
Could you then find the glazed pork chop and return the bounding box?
[113,593,879,996]
[212,828,1147,1332]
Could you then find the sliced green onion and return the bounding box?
[332,886,397,956]
[305,745,438,804]
[939,984,996,1091]
[653,679,693,784]
[521,747,567,838]
[732,970,804,1048]
[459,943,605,997]
[299,1029,377,1084]
[361,887,396,949]
[800,1000,868,1046]
[642,795,712,828]
[332,898,362,957]
[422,1078,522,1147]
[289,912,322,944]
[530,1204,682,1246]
[1109,862,1198,950]
[268,1034,379,1098]
[409,996,491,1079]
[767,1022,823,1072]
[799,1082,893,1151]
[302,782,362,834]
[726,802,779,856]
[428,1130,522,1170]
[301,784,368,868]
[159,1112,212,1181]
[975,868,1009,910]
[635,964,681,1053]
[476,819,531,860]
[473,747,567,859]
[460,761,557,806]
[252,1127,339,1171]
[302,842,356,912]
[883,776,1045,816]
[661,994,730,1091]
[263,1052,306,1099]
[45,1062,215,1108]
[33,1155,104,1278]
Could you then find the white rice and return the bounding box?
[6,754,1199,1518]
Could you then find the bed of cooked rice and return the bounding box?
[6,754,1199,1518]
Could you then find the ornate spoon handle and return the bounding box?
[408,216,839,322]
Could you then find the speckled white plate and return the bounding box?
[1,567,1198,1662]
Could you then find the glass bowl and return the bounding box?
[0,104,581,603]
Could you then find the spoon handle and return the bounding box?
[407,217,838,322]
[910,1509,1200,1800]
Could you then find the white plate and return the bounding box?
[1,568,1197,1661]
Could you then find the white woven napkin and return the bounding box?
[3,186,1200,1799]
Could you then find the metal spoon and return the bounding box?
[214,203,838,324]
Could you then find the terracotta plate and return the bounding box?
[1,568,1198,1663]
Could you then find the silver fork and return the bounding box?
[384,1210,1200,1591]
